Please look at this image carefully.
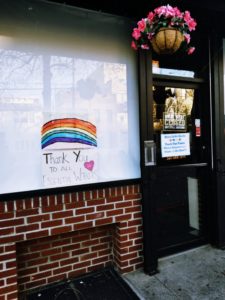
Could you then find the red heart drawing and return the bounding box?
[84,160,94,171]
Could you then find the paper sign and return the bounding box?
[42,149,97,187]
[161,133,190,158]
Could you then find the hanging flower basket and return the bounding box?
[131,4,197,55]
[150,27,184,55]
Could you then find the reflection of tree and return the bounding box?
[0,50,42,91]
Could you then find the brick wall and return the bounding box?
[0,184,143,300]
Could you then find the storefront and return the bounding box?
[1,0,225,298]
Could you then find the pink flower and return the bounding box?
[132,28,141,40]
[187,19,197,31]
[138,19,147,32]
[141,44,150,50]
[131,41,138,50]
[173,7,182,18]
[187,47,195,55]
[184,33,190,44]
[147,11,155,22]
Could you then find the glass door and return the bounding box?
[147,80,211,257]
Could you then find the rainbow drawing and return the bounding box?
[41,118,97,149]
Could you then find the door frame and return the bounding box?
[139,47,213,274]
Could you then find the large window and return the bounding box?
[0,0,140,194]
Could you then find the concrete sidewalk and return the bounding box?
[124,245,225,299]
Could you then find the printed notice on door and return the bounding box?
[161,133,190,158]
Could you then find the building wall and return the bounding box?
[0,184,143,299]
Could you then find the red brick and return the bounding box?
[42,204,63,213]
[41,196,48,207]
[76,207,94,215]
[41,220,62,228]
[80,252,97,261]
[52,211,73,219]
[115,214,132,222]
[16,224,39,233]
[0,218,24,228]
[56,194,63,205]
[19,252,40,262]
[49,195,56,206]
[32,271,52,281]
[133,212,142,219]
[72,261,90,269]
[33,197,40,208]
[41,248,61,257]
[128,219,142,226]
[134,185,140,193]
[16,200,24,210]
[0,269,17,279]
[29,243,51,252]
[87,199,105,206]
[50,253,70,261]
[24,199,32,210]
[115,201,132,208]
[62,243,80,252]
[0,212,14,220]
[98,189,104,198]
[129,245,143,252]
[91,244,108,252]
[6,202,14,212]
[134,238,143,245]
[122,186,128,195]
[0,284,17,295]
[92,190,98,199]
[60,257,79,266]
[65,216,84,224]
[0,253,16,261]
[0,228,14,236]
[95,218,113,226]
[0,235,24,244]
[64,193,71,203]
[52,238,71,247]
[92,256,111,265]
[27,258,48,267]
[27,215,50,223]
[125,206,141,213]
[73,222,93,231]
[99,249,111,256]
[53,265,72,275]
[96,204,114,211]
[84,191,91,200]
[65,202,85,209]
[129,232,142,239]
[16,209,39,217]
[106,209,123,217]
[39,262,59,272]
[26,279,47,289]
[86,212,104,220]
[129,257,143,265]
[5,244,16,252]
[7,291,18,300]
[47,274,65,284]
[106,196,123,203]
[26,230,48,240]
[6,277,17,285]
[119,227,136,235]
[68,268,87,278]
[51,226,72,236]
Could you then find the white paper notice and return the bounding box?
[161,133,190,158]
